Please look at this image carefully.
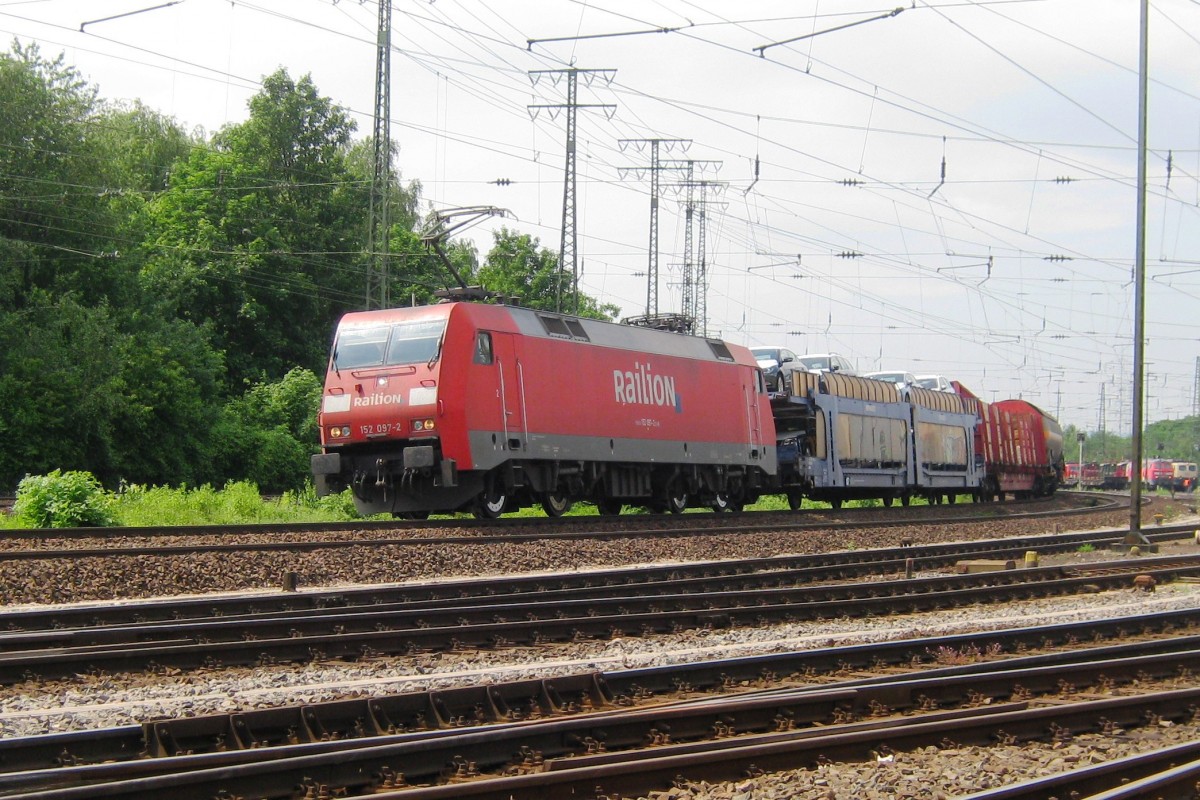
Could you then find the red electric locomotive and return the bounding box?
[312,302,775,517]
[953,385,1064,500]
[1142,459,1175,490]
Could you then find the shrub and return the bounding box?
[14,470,115,528]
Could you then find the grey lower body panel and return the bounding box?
[467,429,776,474]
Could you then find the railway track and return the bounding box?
[1,493,1194,798]
[4,610,1200,799]
[0,522,1189,631]
[2,544,1199,685]
[0,492,1126,561]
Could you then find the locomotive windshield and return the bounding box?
[333,319,447,370]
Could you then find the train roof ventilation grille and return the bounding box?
[565,319,590,340]
[707,340,735,362]
[538,313,590,342]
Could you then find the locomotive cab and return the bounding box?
[311,308,465,516]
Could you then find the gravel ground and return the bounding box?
[1,498,1197,799]
[650,721,1200,799]
[0,499,1194,606]
[2,583,1198,738]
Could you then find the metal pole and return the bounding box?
[1128,0,1150,545]
[1077,432,1084,486]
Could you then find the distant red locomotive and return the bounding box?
[1142,459,1175,490]
[312,303,775,517]
[953,384,1064,500]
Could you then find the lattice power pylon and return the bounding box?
[528,68,615,312]
[365,0,392,309]
[618,138,689,317]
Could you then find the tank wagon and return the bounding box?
[953,384,1064,500]
[772,371,980,508]
[312,303,775,517]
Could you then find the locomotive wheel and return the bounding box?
[710,492,744,513]
[473,476,508,519]
[541,492,573,517]
[664,481,688,515]
[596,498,622,516]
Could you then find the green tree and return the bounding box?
[209,368,323,492]
[0,296,224,489]
[478,227,618,320]
[0,42,137,311]
[141,69,372,388]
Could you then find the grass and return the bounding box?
[109,481,364,527]
[0,479,974,529]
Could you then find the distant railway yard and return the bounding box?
[0,493,1199,799]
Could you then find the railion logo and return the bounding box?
[353,393,403,407]
[613,363,681,412]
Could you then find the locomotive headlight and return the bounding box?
[412,418,435,432]
[329,426,351,438]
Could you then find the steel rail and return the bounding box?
[0,524,1190,634]
[7,609,1200,777]
[958,740,1200,799]
[357,689,1200,800]
[11,633,1200,793]
[2,555,1200,685]
[0,493,1127,558]
[4,551,1198,649]
[9,685,1200,800]
[5,612,1200,780]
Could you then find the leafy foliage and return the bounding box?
[1063,417,1200,463]
[478,228,619,320]
[209,368,323,493]
[14,469,114,528]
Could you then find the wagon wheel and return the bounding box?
[473,474,508,519]
[786,489,804,511]
[540,491,573,517]
[881,496,894,508]
[829,498,843,510]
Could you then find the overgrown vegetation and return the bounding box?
[13,470,115,528]
[2,471,934,528]
[7,475,362,528]
[1063,419,1200,464]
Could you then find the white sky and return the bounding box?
[3,0,1199,435]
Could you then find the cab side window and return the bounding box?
[474,332,493,365]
